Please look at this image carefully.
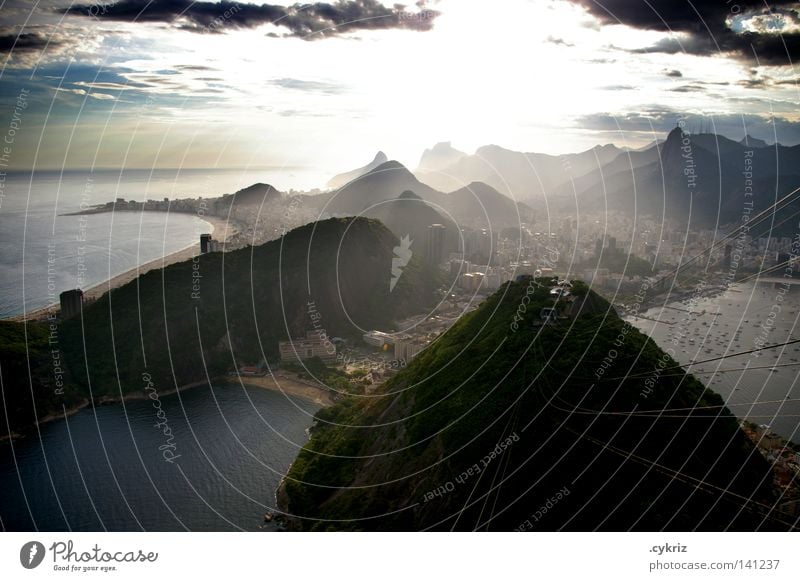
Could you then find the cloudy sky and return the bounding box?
[1,0,799,183]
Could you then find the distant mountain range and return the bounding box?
[315,158,534,230]
[559,128,800,232]
[414,141,624,199]
[405,132,800,233]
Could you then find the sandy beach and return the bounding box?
[5,215,239,323]
[226,371,335,407]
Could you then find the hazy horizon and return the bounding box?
[3,120,800,195]
[2,0,800,176]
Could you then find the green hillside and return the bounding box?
[0,320,85,438]
[281,279,782,531]
[0,218,439,438]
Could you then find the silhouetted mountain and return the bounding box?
[446,181,532,226]
[327,160,442,216]
[740,135,769,148]
[280,280,780,531]
[327,151,389,189]
[415,142,623,199]
[205,182,284,225]
[550,142,660,205]
[228,182,282,205]
[363,190,459,263]
[326,160,533,229]
[416,141,467,173]
[568,128,800,233]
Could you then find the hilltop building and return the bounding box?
[539,307,558,324]
[279,330,336,362]
[363,331,397,349]
[59,289,83,319]
[200,234,212,253]
[393,334,427,362]
[426,224,447,266]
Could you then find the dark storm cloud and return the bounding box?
[0,30,64,52]
[0,26,86,67]
[664,69,682,77]
[566,0,800,65]
[62,0,440,38]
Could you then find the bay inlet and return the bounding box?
[0,384,320,531]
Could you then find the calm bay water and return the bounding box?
[630,280,800,442]
[0,385,319,531]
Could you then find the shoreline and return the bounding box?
[225,372,335,407]
[1,372,333,443]
[3,215,239,323]
[609,281,730,322]
[0,378,212,444]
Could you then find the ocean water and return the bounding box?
[0,385,319,531]
[629,280,800,442]
[0,168,323,317]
